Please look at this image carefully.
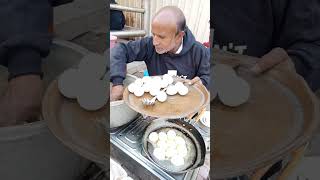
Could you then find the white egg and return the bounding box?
[157,140,168,150]
[142,83,152,92]
[134,78,144,87]
[148,132,159,143]
[178,85,189,96]
[153,76,162,82]
[58,69,79,99]
[165,147,178,158]
[175,136,186,146]
[158,131,168,141]
[153,148,166,161]
[78,53,106,79]
[128,83,138,93]
[163,74,174,84]
[142,76,152,83]
[156,91,167,102]
[77,79,108,111]
[167,130,177,140]
[160,79,169,88]
[150,88,160,96]
[134,87,144,97]
[171,155,185,166]
[166,139,177,149]
[176,145,188,158]
[166,85,177,96]
[175,82,184,88]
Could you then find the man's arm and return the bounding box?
[110,37,153,85]
[195,46,210,89]
[273,0,320,91]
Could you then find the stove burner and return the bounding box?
[110,116,202,180]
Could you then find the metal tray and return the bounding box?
[212,53,319,178]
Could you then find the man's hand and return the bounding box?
[184,76,202,85]
[110,85,124,101]
[0,75,43,127]
[251,47,295,74]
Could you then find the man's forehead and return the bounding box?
[152,18,177,35]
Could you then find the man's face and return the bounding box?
[151,20,182,54]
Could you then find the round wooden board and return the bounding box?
[123,81,209,119]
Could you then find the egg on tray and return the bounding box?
[133,86,144,97]
[77,79,108,111]
[166,85,178,96]
[134,78,144,87]
[156,91,167,102]
[163,74,174,84]
[58,68,79,99]
[177,85,189,96]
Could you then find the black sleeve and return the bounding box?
[0,0,53,79]
[110,37,153,85]
[273,0,320,91]
[196,46,210,89]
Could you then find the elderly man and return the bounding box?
[110,6,210,101]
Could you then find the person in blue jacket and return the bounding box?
[110,6,210,101]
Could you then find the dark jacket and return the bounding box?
[0,0,70,79]
[110,28,210,88]
[213,0,320,91]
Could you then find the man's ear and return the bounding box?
[179,31,185,38]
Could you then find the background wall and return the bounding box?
[116,0,210,43]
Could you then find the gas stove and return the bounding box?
[110,116,210,180]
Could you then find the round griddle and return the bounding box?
[42,80,108,165]
[212,56,319,178]
[123,78,209,119]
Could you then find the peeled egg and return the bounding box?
[142,76,152,83]
[142,83,152,92]
[175,82,184,88]
[176,145,188,158]
[175,136,186,146]
[152,76,162,83]
[167,130,177,140]
[158,132,168,141]
[58,69,79,99]
[166,85,177,96]
[156,91,167,102]
[171,155,185,166]
[160,79,169,88]
[178,85,189,96]
[134,87,144,97]
[166,139,177,149]
[153,148,166,161]
[149,132,159,143]
[163,74,174,84]
[165,147,178,158]
[77,79,108,111]
[128,83,138,93]
[150,88,160,96]
[157,140,168,149]
[134,78,144,87]
[78,53,106,79]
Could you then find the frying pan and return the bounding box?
[142,118,206,174]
